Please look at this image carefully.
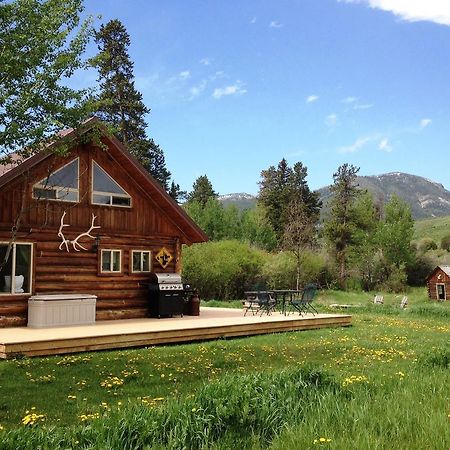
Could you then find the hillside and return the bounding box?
[413,215,450,243]
[219,173,450,220]
[317,172,450,220]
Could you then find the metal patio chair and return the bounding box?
[243,289,276,316]
[289,283,318,316]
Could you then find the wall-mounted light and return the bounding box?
[92,234,101,252]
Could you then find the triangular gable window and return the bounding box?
[32,158,79,202]
[92,161,131,207]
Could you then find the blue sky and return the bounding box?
[81,0,450,195]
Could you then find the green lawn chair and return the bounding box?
[289,284,318,316]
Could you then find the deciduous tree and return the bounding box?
[0,0,93,162]
[282,197,316,289]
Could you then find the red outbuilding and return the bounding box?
[425,265,450,301]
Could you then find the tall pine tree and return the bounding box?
[258,159,321,242]
[323,163,361,289]
[94,19,171,189]
[187,175,218,207]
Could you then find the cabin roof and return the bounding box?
[0,117,208,244]
[426,265,450,281]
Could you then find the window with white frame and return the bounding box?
[0,243,33,294]
[92,161,131,207]
[132,250,151,273]
[101,249,122,273]
[33,158,79,202]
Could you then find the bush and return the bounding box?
[262,250,329,290]
[416,237,437,253]
[381,264,408,293]
[441,234,450,251]
[183,240,266,300]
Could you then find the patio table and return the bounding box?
[271,290,303,315]
[243,290,276,316]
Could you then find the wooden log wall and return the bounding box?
[0,231,178,326]
[0,142,194,326]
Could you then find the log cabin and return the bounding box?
[426,265,450,301]
[0,117,207,327]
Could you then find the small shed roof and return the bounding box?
[426,265,450,281]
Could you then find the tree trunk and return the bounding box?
[339,253,346,290]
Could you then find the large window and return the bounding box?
[132,250,151,273]
[92,161,131,207]
[33,158,79,202]
[0,243,33,295]
[101,249,122,273]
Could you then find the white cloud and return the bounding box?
[353,103,374,110]
[210,71,225,81]
[326,113,338,127]
[420,118,432,128]
[306,95,319,103]
[178,71,191,80]
[379,138,393,152]
[212,81,247,99]
[338,136,372,153]
[269,21,284,28]
[200,58,211,66]
[342,96,357,103]
[189,80,207,99]
[339,0,450,26]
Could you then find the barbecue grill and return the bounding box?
[147,273,185,318]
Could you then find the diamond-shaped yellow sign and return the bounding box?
[155,247,173,269]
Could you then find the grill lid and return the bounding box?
[149,272,182,285]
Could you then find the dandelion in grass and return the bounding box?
[67,395,77,400]
[0,424,4,431]
[79,412,100,422]
[314,437,332,444]
[22,407,46,426]
[100,376,124,389]
[342,375,369,387]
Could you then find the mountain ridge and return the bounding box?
[218,172,450,219]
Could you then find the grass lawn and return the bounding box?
[0,288,449,448]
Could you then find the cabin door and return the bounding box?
[436,284,446,301]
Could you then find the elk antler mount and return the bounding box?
[58,211,101,252]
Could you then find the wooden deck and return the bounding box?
[0,307,351,358]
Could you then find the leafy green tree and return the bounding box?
[0,0,93,161]
[282,198,316,289]
[187,175,217,207]
[323,163,360,289]
[258,159,321,242]
[183,198,224,240]
[240,206,277,251]
[377,194,414,270]
[349,191,382,291]
[93,19,171,188]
